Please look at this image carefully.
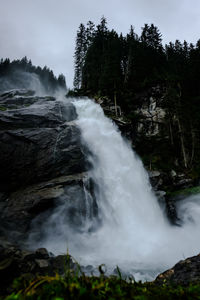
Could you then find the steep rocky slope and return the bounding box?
[0,90,93,244]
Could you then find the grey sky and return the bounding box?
[0,0,200,87]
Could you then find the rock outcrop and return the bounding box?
[0,241,77,295]
[155,253,200,286]
[0,90,91,244]
[134,85,167,138]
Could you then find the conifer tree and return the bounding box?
[73,23,86,89]
[86,21,95,46]
[141,24,162,50]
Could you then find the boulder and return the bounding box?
[155,253,200,286]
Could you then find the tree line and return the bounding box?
[73,17,200,175]
[0,57,66,93]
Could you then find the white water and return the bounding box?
[31,98,200,281]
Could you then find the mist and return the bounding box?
[0,60,67,97]
[0,70,47,96]
[26,98,200,281]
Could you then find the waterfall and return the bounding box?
[29,98,200,281]
[72,98,200,280]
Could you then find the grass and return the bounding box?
[2,253,200,300]
[4,274,200,300]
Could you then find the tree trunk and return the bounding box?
[190,125,195,167]
[177,116,188,168]
[169,116,174,146]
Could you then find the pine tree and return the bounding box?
[124,26,138,86]
[86,21,95,46]
[97,16,108,34]
[73,23,86,89]
[141,24,162,51]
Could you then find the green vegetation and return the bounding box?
[2,255,200,299]
[167,186,200,198]
[3,273,200,300]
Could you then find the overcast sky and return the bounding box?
[0,0,200,87]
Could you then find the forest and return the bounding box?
[0,57,66,93]
[72,17,200,176]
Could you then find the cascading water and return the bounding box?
[29,98,200,281]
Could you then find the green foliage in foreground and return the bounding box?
[3,273,200,300]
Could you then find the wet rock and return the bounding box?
[155,253,200,285]
[0,101,76,129]
[169,171,194,190]
[155,190,166,203]
[174,178,193,189]
[166,200,179,225]
[0,89,35,98]
[21,250,35,260]
[148,170,167,190]
[149,170,161,178]
[0,124,85,191]
[51,254,76,275]
[35,248,49,259]
[0,243,77,295]
[0,173,89,242]
[0,89,92,244]
[35,259,49,268]
[170,169,177,178]
[0,92,84,192]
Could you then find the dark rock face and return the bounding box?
[0,92,84,193]
[0,173,90,242]
[0,90,91,244]
[0,99,76,129]
[0,124,85,191]
[155,253,200,286]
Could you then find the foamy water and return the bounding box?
[28,98,200,281]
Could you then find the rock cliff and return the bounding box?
[0,89,92,244]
